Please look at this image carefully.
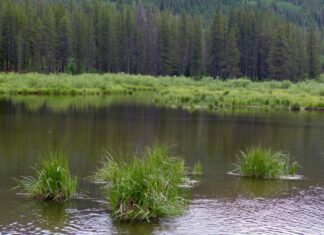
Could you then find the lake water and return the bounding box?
[0,95,324,234]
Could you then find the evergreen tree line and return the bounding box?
[111,0,324,29]
[0,0,321,80]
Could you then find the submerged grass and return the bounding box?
[16,150,77,201]
[234,147,300,179]
[94,145,191,222]
[1,73,324,111]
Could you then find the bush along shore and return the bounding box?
[15,150,77,202]
[232,147,300,179]
[1,73,324,112]
[93,145,200,222]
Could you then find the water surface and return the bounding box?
[0,95,324,234]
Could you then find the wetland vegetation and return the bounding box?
[233,147,300,179]
[1,0,324,233]
[192,162,203,176]
[94,145,196,222]
[1,73,324,112]
[16,150,77,202]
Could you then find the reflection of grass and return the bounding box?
[0,73,324,111]
[235,147,300,179]
[237,177,294,197]
[94,144,190,222]
[39,201,69,228]
[5,95,150,112]
[16,200,70,232]
[16,150,77,201]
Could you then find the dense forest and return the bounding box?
[112,0,324,28]
[0,0,322,80]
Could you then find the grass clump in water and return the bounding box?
[16,150,77,201]
[94,145,190,222]
[192,162,203,176]
[234,147,299,179]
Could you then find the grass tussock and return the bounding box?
[192,162,203,176]
[235,147,300,179]
[16,150,77,201]
[94,145,191,222]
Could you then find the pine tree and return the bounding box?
[43,7,56,73]
[0,0,320,81]
[17,30,23,72]
[97,6,114,72]
[178,14,191,76]
[33,18,43,72]
[160,11,173,75]
[208,12,225,78]
[190,18,204,77]
[267,25,291,80]
[57,13,72,72]
[134,0,148,74]
[222,27,240,78]
[307,28,321,79]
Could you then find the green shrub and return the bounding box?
[280,99,291,107]
[94,145,190,222]
[208,103,214,109]
[290,103,301,111]
[234,147,300,179]
[180,96,191,103]
[230,79,252,88]
[319,90,324,96]
[67,57,77,75]
[16,150,77,201]
[281,80,292,89]
[223,90,230,96]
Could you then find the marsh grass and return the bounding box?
[1,73,324,111]
[16,150,77,201]
[192,162,203,176]
[234,147,300,179]
[94,145,190,222]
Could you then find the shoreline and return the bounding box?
[1,73,324,112]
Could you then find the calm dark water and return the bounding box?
[0,95,324,234]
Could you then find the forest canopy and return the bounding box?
[0,0,322,80]
[111,0,324,28]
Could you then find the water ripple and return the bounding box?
[1,187,324,234]
[156,187,324,235]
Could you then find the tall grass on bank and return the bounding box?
[234,147,300,179]
[16,151,77,201]
[94,145,190,222]
[1,73,324,111]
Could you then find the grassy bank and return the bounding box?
[1,73,324,111]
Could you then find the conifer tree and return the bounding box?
[222,27,240,78]
[42,8,56,73]
[57,14,72,72]
[267,25,291,80]
[190,18,204,77]
[208,12,225,78]
[0,0,320,80]
[307,28,321,79]
[160,11,173,75]
[178,14,192,76]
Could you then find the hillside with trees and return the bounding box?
[112,0,324,28]
[0,0,322,80]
